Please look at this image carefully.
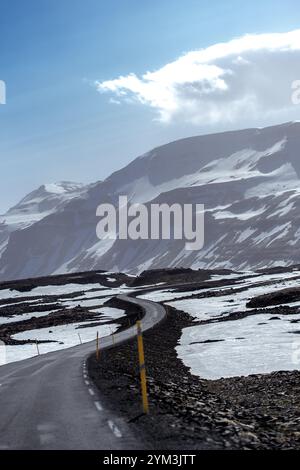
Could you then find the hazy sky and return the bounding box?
[1,0,300,212]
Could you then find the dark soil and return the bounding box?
[0,270,140,346]
[0,296,144,346]
[0,270,132,293]
[205,304,300,325]
[247,287,300,308]
[130,267,238,287]
[0,306,101,345]
[0,302,63,317]
[88,306,300,450]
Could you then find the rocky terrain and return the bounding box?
[88,304,300,450]
[0,265,300,448]
[247,286,300,308]
[131,267,236,287]
[0,266,300,449]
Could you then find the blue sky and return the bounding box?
[1,0,300,212]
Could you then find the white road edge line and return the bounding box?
[88,388,95,396]
[94,401,103,411]
[85,380,90,386]
[108,420,122,438]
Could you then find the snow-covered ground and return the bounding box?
[177,313,300,379]
[167,272,300,321]
[137,270,300,380]
[2,267,300,378]
[0,310,60,325]
[0,282,131,301]
[11,319,120,362]
[0,277,128,366]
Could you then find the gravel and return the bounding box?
[88,305,300,450]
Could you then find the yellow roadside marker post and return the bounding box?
[96,331,99,361]
[136,321,149,414]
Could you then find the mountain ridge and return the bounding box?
[1,121,300,281]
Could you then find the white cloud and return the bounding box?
[96,30,300,124]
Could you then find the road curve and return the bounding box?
[0,295,166,450]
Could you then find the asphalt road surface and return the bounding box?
[0,295,166,450]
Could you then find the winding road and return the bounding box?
[0,295,166,450]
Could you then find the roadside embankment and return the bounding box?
[88,304,300,450]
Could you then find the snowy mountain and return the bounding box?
[0,182,89,261]
[1,121,300,281]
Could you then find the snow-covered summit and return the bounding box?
[0,181,89,259]
[6,181,85,217]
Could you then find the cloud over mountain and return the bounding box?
[96,30,300,124]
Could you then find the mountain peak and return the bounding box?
[1,120,300,280]
[42,181,84,195]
